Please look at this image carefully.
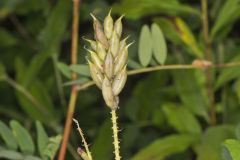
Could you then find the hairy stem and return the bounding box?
[201,0,216,125]
[73,119,92,160]
[58,0,81,159]
[111,110,121,160]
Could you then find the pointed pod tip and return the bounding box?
[90,13,97,20]
[126,41,134,48]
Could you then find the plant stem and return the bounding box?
[201,0,216,125]
[111,110,121,160]
[76,62,240,91]
[58,0,80,159]
[73,118,92,160]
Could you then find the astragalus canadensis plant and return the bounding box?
[75,10,132,160]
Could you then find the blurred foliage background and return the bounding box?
[1,0,240,159]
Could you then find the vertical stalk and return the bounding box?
[201,0,216,125]
[111,110,121,160]
[58,0,80,159]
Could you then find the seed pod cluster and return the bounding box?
[86,10,130,110]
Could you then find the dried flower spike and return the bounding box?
[87,11,131,111]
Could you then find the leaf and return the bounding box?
[162,103,202,134]
[132,134,197,160]
[63,78,90,86]
[112,0,200,19]
[0,149,23,159]
[36,121,48,158]
[223,139,240,160]
[172,70,208,120]
[0,28,18,48]
[195,125,235,160]
[235,123,240,140]
[127,59,142,69]
[138,25,152,67]
[151,23,167,64]
[92,120,113,160]
[69,64,90,77]
[10,120,35,154]
[0,121,18,150]
[57,62,71,79]
[211,0,240,40]
[43,135,62,159]
[215,54,240,89]
[175,17,203,58]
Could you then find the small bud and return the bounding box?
[97,42,107,60]
[112,66,127,96]
[83,38,97,51]
[114,47,128,75]
[90,13,109,49]
[87,49,103,73]
[114,15,124,38]
[104,52,114,79]
[102,76,118,110]
[104,10,113,39]
[88,60,103,89]
[110,30,120,57]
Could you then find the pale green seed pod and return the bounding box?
[110,30,120,57]
[88,60,103,89]
[112,66,127,96]
[87,49,103,73]
[113,46,128,75]
[91,14,109,49]
[97,42,107,60]
[104,52,114,79]
[104,10,113,39]
[118,36,129,53]
[102,76,117,110]
[83,38,97,51]
[114,15,124,38]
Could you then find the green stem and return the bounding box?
[111,110,121,160]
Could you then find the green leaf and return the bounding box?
[215,54,240,89]
[43,135,62,159]
[223,139,240,160]
[128,59,142,69]
[92,120,113,160]
[36,121,48,158]
[138,25,152,67]
[151,23,167,64]
[10,120,35,154]
[69,64,90,77]
[211,0,240,40]
[162,103,202,134]
[0,121,18,150]
[195,125,235,160]
[24,155,42,160]
[132,134,197,160]
[0,28,18,48]
[63,78,90,86]
[235,123,240,140]
[0,149,23,159]
[57,62,71,79]
[113,0,200,19]
[172,70,208,120]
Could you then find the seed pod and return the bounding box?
[114,47,128,75]
[112,66,127,96]
[91,14,109,49]
[114,15,124,38]
[110,30,120,57]
[119,36,129,53]
[83,38,97,51]
[88,60,103,89]
[97,42,107,60]
[104,52,114,79]
[104,10,113,39]
[102,76,117,110]
[87,49,103,73]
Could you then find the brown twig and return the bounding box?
[58,0,81,159]
[201,0,216,125]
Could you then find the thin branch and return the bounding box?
[58,0,81,159]
[201,0,216,125]
[73,118,92,160]
[76,62,240,91]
